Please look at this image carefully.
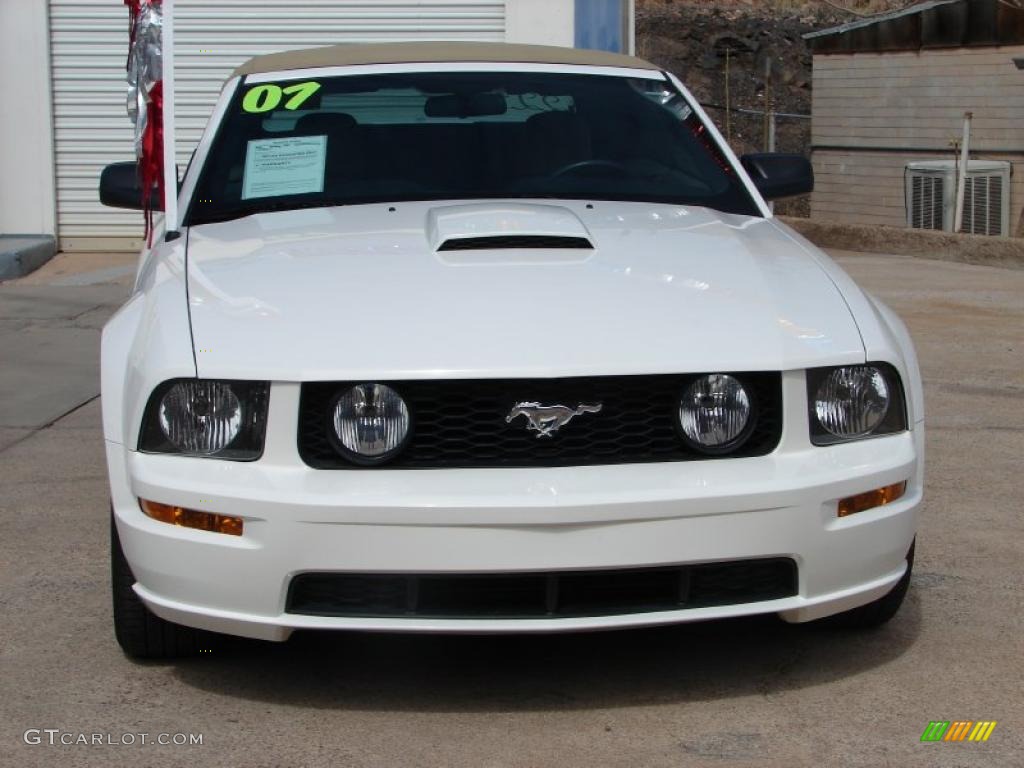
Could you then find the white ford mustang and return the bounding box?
[99,43,923,658]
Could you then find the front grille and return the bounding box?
[298,373,781,469]
[286,559,798,619]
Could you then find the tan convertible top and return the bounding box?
[232,42,660,78]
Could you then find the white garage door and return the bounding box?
[49,0,506,250]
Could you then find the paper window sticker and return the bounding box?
[242,135,327,200]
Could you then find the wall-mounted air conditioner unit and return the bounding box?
[905,160,1011,237]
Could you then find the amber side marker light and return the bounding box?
[140,499,243,536]
[838,482,907,518]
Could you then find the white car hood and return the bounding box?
[185,201,865,381]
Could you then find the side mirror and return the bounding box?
[740,153,814,201]
[99,161,163,211]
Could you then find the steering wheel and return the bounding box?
[549,159,630,178]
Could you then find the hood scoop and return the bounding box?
[427,202,594,258]
[438,234,592,251]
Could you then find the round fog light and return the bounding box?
[331,383,410,463]
[678,374,752,452]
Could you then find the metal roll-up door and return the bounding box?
[49,0,506,251]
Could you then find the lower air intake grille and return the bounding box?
[286,559,798,619]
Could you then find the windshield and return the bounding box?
[186,71,759,225]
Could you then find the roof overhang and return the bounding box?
[804,0,1024,55]
[803,0,958,42]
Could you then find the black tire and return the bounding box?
[813,539,915,629]
[111,511,211,658]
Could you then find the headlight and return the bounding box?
[330,383,411,464]
[808,364,907,445]
[159,381,241,454]
[678,374,753,453]
[139,379,269,460]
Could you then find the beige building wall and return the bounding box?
[810,46,1024,237]
[0,0,56,237]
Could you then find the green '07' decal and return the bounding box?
[242,81,322,113]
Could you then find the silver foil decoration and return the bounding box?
[126,1,163,159]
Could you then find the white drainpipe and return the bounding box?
[953,111,972,234]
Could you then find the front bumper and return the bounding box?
[107,390,922,641]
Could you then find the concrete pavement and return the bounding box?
[0,257,130,451]
[0,251,1021,767]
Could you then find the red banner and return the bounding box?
[125,0,163,245]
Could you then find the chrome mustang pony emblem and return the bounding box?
[505,402,603,438]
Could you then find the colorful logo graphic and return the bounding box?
[921,721,997,742]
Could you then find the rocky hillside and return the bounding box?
[635,1,909,214]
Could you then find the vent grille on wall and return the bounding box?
[909,174,945,230]
[962,174,1006,237]
[905,160,1010,237]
